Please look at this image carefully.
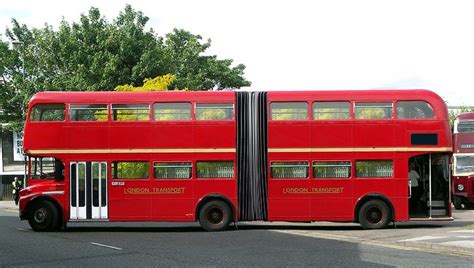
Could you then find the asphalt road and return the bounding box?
[0,211,473,267]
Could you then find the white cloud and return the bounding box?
[1,0,474,105]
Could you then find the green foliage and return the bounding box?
[0,5,251,131]
[115,74,177,91]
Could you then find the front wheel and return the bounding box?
[28,200,59,232]
[199,200,232,231]
[358,199,391,229]
[453,196,463,210]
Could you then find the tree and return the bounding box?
[1,5,251,131]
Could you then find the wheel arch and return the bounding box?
[195,194,236,222]
[354,193,394,223]
[22,195,64,223]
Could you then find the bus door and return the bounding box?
[70,162,108,220]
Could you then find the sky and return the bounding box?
[1,0,473,106]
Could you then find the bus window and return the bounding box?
[457,120,474,133]
[396,101,434,119]
[154,103,191,121]
[271,161,309,178]
[454,155,474,175]
[195,103,233,120]
[69,104,108,121]
[196,161,234,178]
[30,157,64,180]
[270,102,308,120]
[313,161,351,178]
[354,102,392,119]
[355,160,393,178]
[111,104,150,121]
[111,161,150,179]
[313,102,350,120]
[154,162,192,179]
[30,104,65,121]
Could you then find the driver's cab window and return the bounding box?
[30,157,64,180]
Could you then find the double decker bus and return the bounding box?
[452,112,474,209]
[18,89,452,232]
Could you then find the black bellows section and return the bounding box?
[236,92,268,221]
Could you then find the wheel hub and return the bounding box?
[34,208,47,223]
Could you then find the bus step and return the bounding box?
[431,209,447,216]
[428,200,445,207]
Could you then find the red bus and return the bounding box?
[18,89,453,231]
[452,112,474,209]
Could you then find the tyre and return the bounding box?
[199,200,232,231]
[28,200,59,232]
[358,199,391,229]
[453,196,463,210]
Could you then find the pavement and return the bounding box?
[2,200,473,258]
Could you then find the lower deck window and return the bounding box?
[313,161,351,178]
[112,161,150,179]
[154,162,192,179]
[271,162,309,178]
[196,161,234,178]
[356,160,393,178]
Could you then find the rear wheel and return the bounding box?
[199,200,232,231]
[28,200,59,232]
[358,199,391,229]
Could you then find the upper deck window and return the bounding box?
[69,104,108,121]
[457,120,474,133]
[354,102,392,119]
[396,101,434,119]
[111,104,149,121]
[270,102,308,120]
[30,104,65,121]
[313,102,350,120]
[154,103,191,121]
[195,103,233,120]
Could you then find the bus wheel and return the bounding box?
[453,196,463,210]
[199,200,232,231]
[358,200,390,229]
[28,200,59,232]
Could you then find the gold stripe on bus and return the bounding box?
[268,147,453,153]
[26,148,236,154]
[25,146,452,155]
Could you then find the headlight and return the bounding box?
[457,184,465,191]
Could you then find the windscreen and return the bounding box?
[457,120,474,133]
[455,155,474,175]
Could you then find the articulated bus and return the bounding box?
[452,112,474,209]
[19,89,453,232]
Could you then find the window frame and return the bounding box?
[312,160,352,179]
[29,103,66,122]
[111,104,151,122]
[194,103,235,121]
[196,160,235,179]
[270,102,310,121]
[355,160,394,178]
[395,100,435,120]
[312,101,351,120]
[153,161,193,179]
[111,161,151,180]
[153,102,193,122]
[68,104,109,122]
[354,102,394,120]
[270,161,310,179]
